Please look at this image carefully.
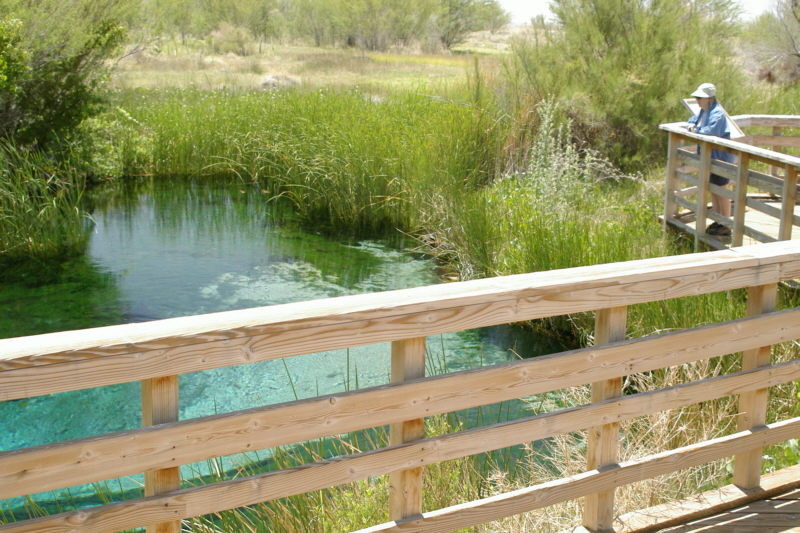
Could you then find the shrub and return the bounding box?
[506,0,745,169]
[0,2,125,151]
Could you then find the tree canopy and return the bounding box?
[0,1,126,149]
[134,0,509,51]
[507,0,744,168]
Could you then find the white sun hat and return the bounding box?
[691,82,716,98]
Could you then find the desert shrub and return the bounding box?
[505,0,746,169]
[0,3,125,150]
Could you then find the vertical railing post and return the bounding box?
[663,132,680,233]
[769,126,781,178]
[142,376,181,533]
[389,337,426,522]
[733,152,750,247]
[733,284,777,489]
[780,165,798,241]
[696,141,711,250]
[583,306,627,532]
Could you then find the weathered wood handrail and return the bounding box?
[1,241,800,532]
[660,117,800,250]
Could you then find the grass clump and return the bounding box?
[0,140,89,275]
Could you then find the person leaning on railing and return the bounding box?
[686,82,733,237]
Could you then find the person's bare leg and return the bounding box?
[712,186,731,218]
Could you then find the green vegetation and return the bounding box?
[505,0,745,169]
[0,2,126,149]
[130,0,508,52]
[0,139,88,273]
[108,85,500,235]
[0,1,126,267]
[2,0,800,529]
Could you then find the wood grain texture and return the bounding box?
[141,376,181,533]
[660,122,800,168]
[389,338,426,521]
[733,284,778,489]
[730,115,800,128]
[355,418,800,533]
[2,243,800,532]
[748,135,800,148]
[3,243,799,402]
[664,132,680,226]
[616,463,800,532]
[733,153,750,247]
[3,308,800,499]
[781,165,798,241]
[584,307,627,531]
[696,141,711,246]
[4,363,799,533]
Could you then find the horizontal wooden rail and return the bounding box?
[4,358,800,533]
[660,122,800,168]
[4,308,799,500]
[676,147,799,198]
[358,418,800,533]
[3,242,800,402]
[742,135,800,149]
[730,114,800,128]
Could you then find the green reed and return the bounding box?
[110,85,501,237]
[0,139,89,275]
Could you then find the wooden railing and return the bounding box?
[660,115,800,250]
[2,241,800,532]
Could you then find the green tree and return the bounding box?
[744,0,800,85]
[436,0,509,48]
[0,1,126,149]
[288,0,340,46]
[507,0,743,168]
[339,0,437,50]
[239,0,282,49]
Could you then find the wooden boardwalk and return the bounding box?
[660,115,800,252]
[614,464,800,533]
[663,488,800,532]
[3,243,799,532]
[669,196,800,249]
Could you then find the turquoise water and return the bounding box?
[0,179,553,518]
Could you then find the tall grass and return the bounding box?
[0,140,89,277]
[109,85,502,236]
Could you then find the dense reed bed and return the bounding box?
[0,140,88,278]
[111,85,501,236]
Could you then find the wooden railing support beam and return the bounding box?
[770,126,781,178]
[583,306,627,532]
[664,132,680,232]
[389,337,426,521]
[696,141,711,250]
[142,375,181,533]
[733,153,750,247]
[733,284,777,489]
[780,165,798,241]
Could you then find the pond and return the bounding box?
[0,178,558,516]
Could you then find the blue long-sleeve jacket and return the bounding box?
[687,102,734,164]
